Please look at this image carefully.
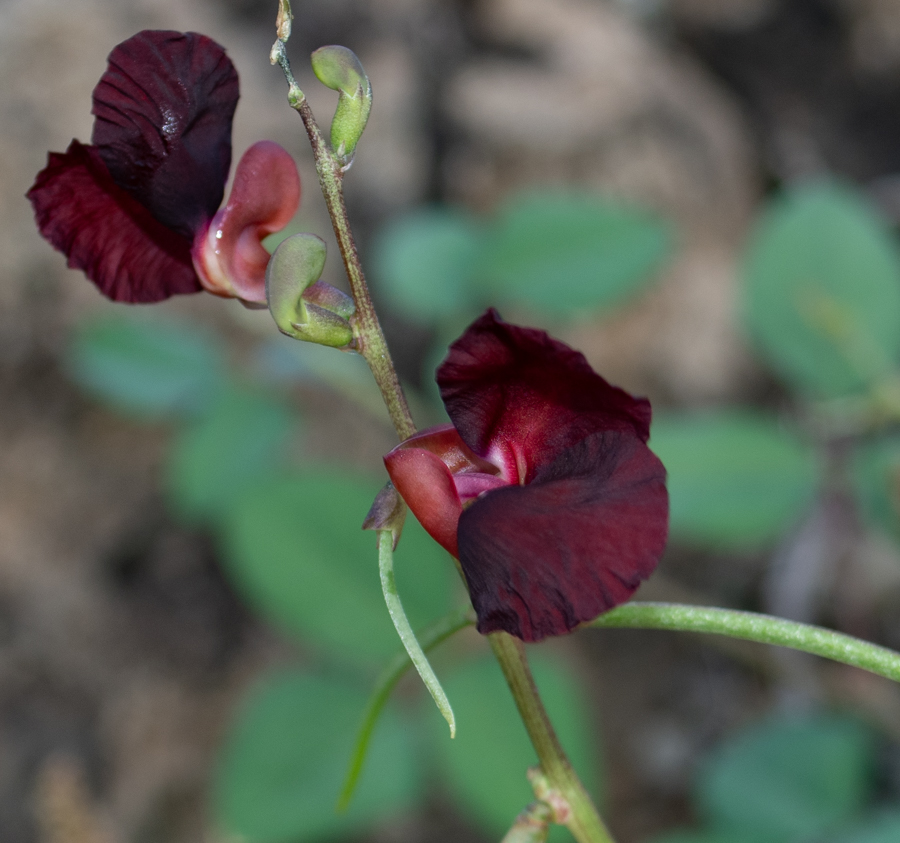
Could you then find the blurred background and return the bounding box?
[6,0,900,841]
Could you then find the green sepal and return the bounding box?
[266,233,355,349]
[311,45,372,164]
[362,482,406,549]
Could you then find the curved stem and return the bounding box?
[589,603,900,682]
[337,603,475,811]
[489,632,615,843]
[272,38,415,441]
[377,530,456,736]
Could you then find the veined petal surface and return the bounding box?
[457,429,668,641]
[27,141,201,302]
[437,309,652,484]
[91,30,239,237]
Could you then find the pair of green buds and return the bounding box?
[266,40,373,347]
[266,234,356,349]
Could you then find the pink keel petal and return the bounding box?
[384,447,464,558]
[27,140,201,303]
[454,472,508,502]
[194,141,301,303]
[457,429,668,642]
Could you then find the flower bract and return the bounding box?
[27,30,300,304]
[384,309,669,642]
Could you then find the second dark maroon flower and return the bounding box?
[385,309,669,642]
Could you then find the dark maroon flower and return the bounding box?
[385,310,668,642]
[27,30,300,304]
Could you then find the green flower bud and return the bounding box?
[310,46,372,165]
[266,233,355,348]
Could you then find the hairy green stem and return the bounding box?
[272,39,415,441]
[489,632,615,843]
[589,602,900,681]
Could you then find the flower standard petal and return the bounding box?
[27,141,201,302]
[457,429,668,642]
[437,309,652,482]
[91,30,239,238]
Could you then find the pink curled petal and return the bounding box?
[454,472,509,502]
[194,141,301,303]
[91,30,239,237]
[384,446,463,558]
[438,309,652,483]
[457,430,668,642]
[393,424,500,476]
[27,141,201,303]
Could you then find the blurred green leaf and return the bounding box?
[479,191,670,316]
[372,207,483,322]
[834,810,900,843]
[432,654,599,839]
[696,714,874,843]
[220,472,455,665]
[647,832,749,843]
[213,668,420,843]
[255,336,387,420]
[851,436,900,547]
[166,386,296,524]
[69,314,226,418]
[650,410,820,550]
[742,181,900,398]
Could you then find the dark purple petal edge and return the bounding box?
[457,429,668,642]
[27,140,201,302]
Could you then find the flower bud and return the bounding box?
[362,482,406,549]
[275,0,292,41]
[310,46,372,165]
[266,233,355,348]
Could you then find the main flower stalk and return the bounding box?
[272,38,414,441]
[490,632,615,843]
[272,12,616,840]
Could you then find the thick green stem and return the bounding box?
[589,602,900,681]
[272,40,415,441]
[488,632,615,843]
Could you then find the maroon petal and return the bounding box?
[457,429,668,642]
[193,141,301,303]
[385,447,463,558]
[384,424,501,557]
[91,30,239,238]
[27,140,201,302]
[438,310,652,483]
